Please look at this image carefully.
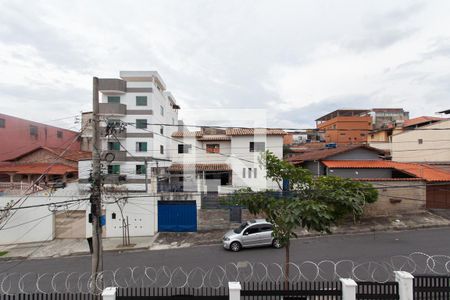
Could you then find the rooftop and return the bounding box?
[315,109,371,122]
[7,146,91,162]
[168,163,231,172]
[402,116,446,128]
[171,128,286,138]
[322,160,450,182]
[119,71,167,90]
[0,163,77,175]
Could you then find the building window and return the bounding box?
[242,168,246,178]
[57,130,63,139]
[206,144,220,153]
[360,133,365,137]
[136,119,147,129]
[108,165,120,175]
[249,142,265,152]
[418,139,423,144]
[107,96,120,103]
[254,168,257,178]
[136,165,146,175]
[160,105,164,116]
[160,145,164,154]
[136,96,147,106]
[248,168,252,178]
[136,142,147,152]
[178,144,191,154]
[0,118,5,128]
[108,142,121,151]
[160,126,164,135]
[30,125,38,137]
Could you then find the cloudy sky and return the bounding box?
[1,0,450,130]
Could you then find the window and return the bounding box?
[360,133,366,137]
[160,105,164,116]
[178,144,191,154]
[248,168,252,179]
[206,144,220,153]
[136,142,147,152]
[108,165,120,175]
[254,168,257,178]
[136,96,147,106]
[136,119,147,129]
[107,96,120,103]
[107,142,121,151]
[259,224,273,232]
[136,165,146,175]
[0,118,5,128]
[30,125,38,137]
[160,145,164,154]
[249,142,265,152]
[418,139,423,144]
[244,226,259,235]
[107,119,121,127]
[242,168,246,178]
[160,126,164,135]
[57,130,63,139]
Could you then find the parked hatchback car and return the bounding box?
[223,219,282,252]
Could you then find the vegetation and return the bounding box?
[230,151,378,285]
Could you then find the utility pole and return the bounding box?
[91,77,103,294]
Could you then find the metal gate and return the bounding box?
[158,201,197,232]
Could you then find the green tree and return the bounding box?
[231,151,377,285]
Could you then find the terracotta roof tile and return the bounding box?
[7,146,91,162]
[322,160,450,182]
[169,163,231,172]
[403,116,446,128]
[0,163,77,175]
[287,145,385,163]
[197,135,231,141]
[171,131,202,137]
[225,128,286,136]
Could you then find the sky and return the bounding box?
[1,0,450,130]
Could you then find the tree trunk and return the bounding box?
[284,240,290,290]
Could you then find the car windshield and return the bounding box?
[233,222,248,234]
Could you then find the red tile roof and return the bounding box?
[322,160,450,182]
[172,128,287,138]
[168,163,231,172]
[197,135,231,141]
[287,145,386,163]
[225,128,286,136]
[0,163,77,175]
[7,146,91,162]
[403,116,446,128]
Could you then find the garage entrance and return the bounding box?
[158,201,197,232]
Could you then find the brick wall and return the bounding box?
[364,180,426,216]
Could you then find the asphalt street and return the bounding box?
[1,227,450,292]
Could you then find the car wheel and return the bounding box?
[230,242,242,252]
[272,239,282,249]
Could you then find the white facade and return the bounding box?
[80,71,180,191]
[169,130,284,192]
[392,119,450,162]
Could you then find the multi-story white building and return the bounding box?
[166,128,285,193]
[79,71,181,191]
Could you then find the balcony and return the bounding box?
[98,79,126,93]
[100,127,127,139]
[99,103,127,116]
[101,150,127,162]
[104,174,127,185]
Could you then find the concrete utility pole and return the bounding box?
[91,77,103,293]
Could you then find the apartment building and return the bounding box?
[370,108,409,129]
[78,71,180,191]
[166,128,285,193]
[315,109,372,144]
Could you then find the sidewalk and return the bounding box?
[1,211,450,260]
[0,236,157,260]
[152,211,450,249]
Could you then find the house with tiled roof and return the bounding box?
[0,146,91,192]
[167,127,286,198]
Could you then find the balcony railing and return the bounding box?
[102,150,127,161]
[100,127,127,139]
[98,78,127,93]
[99,103,127,115]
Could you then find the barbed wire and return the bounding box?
[1,252,450,294]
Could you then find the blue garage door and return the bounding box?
[158,201,197,232]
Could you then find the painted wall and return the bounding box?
[0,113,81,161]
[328,148,382,160]
[328,168,392,178]
[392,119,450,162]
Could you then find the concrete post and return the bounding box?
[340,278,357,300]
[228,282,241,300]
[394,271,414,300]
[102,287,117,300]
